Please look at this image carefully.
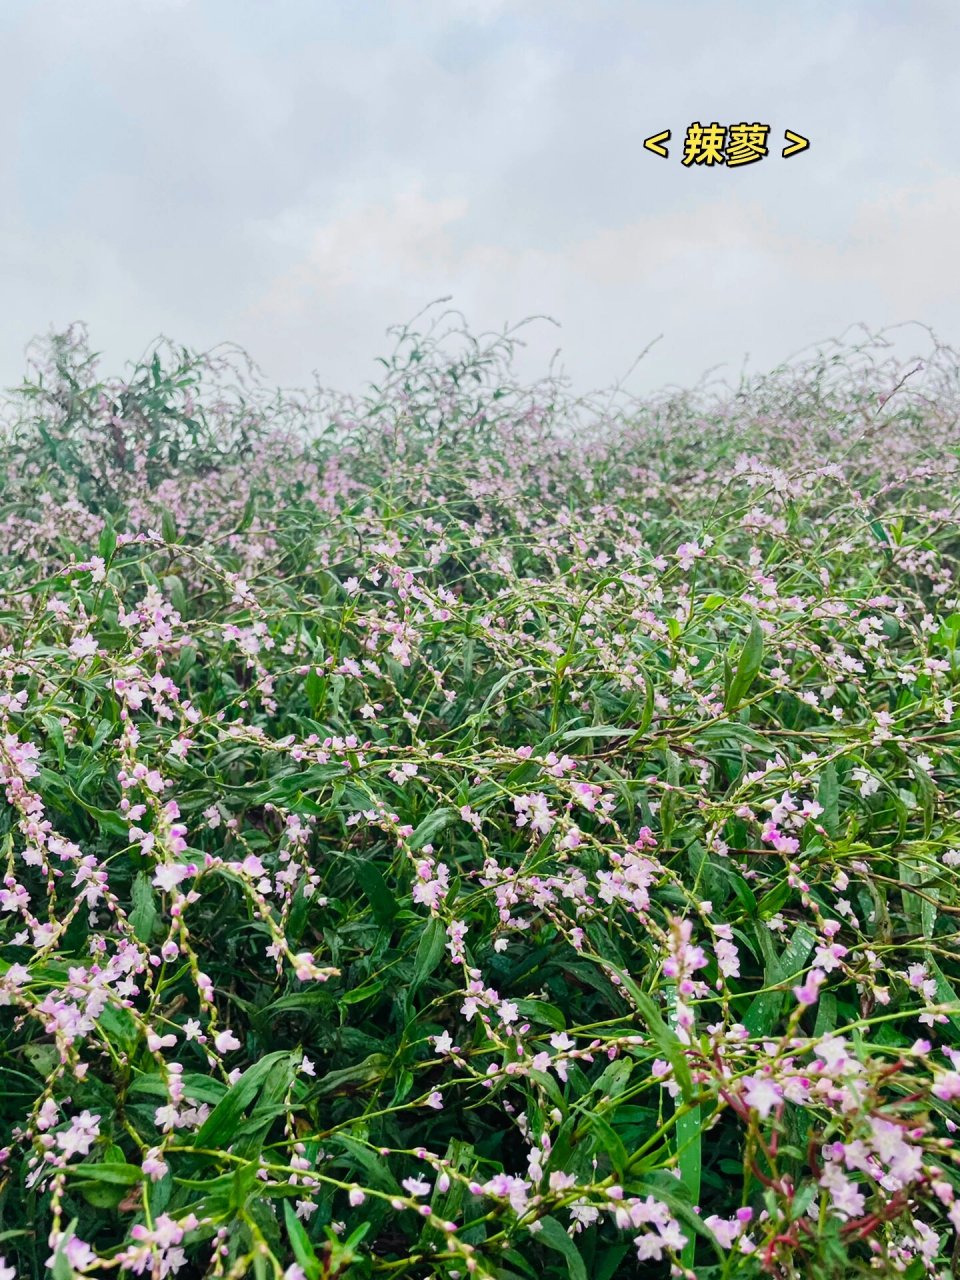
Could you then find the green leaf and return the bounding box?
[578,1111,628,1179]
[130,871,158,943]
[68,791,129,837]
[818,762,840,836]
[724,617,764,711]
[66,1162,143,1185]
[638,671,655,736]
[744,925,816,1035]
[161,508,178,543]
[255,989,331,1024]
[536,1216,587,1280]
[130,1072,227,1106]
[311,1054,391,1098]
[409,807,456,850]
[98,521,117,561]
[351,859,398,927]
[927,959,960,1034]
[409,916,446,998]
[659,749,681,845]
[305,668,326,715]
[191,1051,292,1149]
[284,1201,320,1280]
[327,1133,400,1193]
[728,871,758,917]
[49,1217,80,1280]
[560,726,630,741]
[813,991,838,1038]
[234,1054,295,1159]
[513,998,566,1031]
[98,1002,140,1056]
[91,716,114,751]
[870,518,889,546]
[593,1244,631,1280]
[67,1161,142,1205]
[235,492,257,535]
[628,986,694,1104]
[42,715,67,769]
[676,1104,701,1268]
[339,979,385,1007]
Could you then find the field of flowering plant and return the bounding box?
[0,314,959,1280]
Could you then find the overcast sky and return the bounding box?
[1,0,958,399]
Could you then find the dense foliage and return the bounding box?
[0,315,959,1279]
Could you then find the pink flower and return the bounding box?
[933,1071,960,1101]
[675,541,704,570]
[69,635,99,659]
[793,968,826,1007]
[819,1161,865,1219]
[46,1236,96,1274]
[402,1176,431,1197]
[741,1074,783,1119]
[56,1111,101,1159]
[142,1149,169,1181]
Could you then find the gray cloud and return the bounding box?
[1,0,958,396]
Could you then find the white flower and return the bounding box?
[852,767,880,797]
[432,1030,456,1055]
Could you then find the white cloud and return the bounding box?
[252,188,469,301]
[1,0,959,395]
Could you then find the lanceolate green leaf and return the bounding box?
[724,617,764,711]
